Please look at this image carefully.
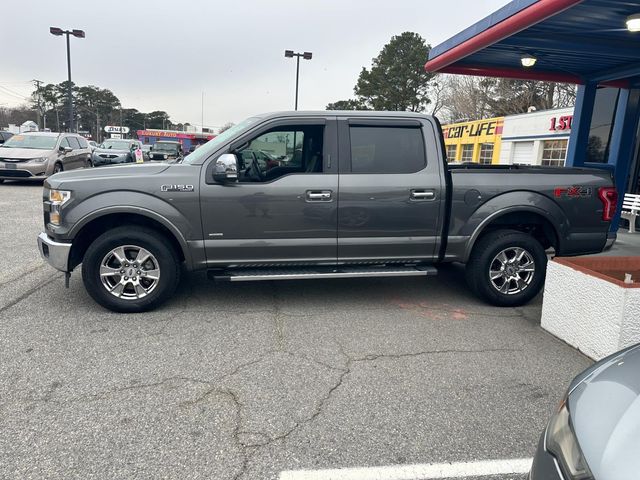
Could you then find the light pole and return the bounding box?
[50,27,85,132]
[284,50,312,110]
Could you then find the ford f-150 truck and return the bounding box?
[37,111,618,312]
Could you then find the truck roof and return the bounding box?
[257,110,434,120]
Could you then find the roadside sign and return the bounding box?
[110,133,122,139]
[104,125,130,134]
[134,149,144,163]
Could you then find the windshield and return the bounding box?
[182,117,261,164]
[100,140,131,150]
[154,143,179,152]
[1,134,58,150]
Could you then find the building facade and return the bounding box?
[442,117,504,164]
[499,107,574,167]
[136,129,216,152]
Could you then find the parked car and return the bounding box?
[0,131,92,183]
[92,139,142,167]
[37,111,617,312]
[87,140,98,152]
[529,343,640,480]
[148,140,182,161]
[0,131,13,144]
[141,144,152,161]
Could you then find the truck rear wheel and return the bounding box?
[465,229,547,307]
[82,226,181,313]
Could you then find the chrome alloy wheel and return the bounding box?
[99,245,160,300]
[488,247,535,295]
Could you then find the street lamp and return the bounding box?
[284,50,312,110]
[50,27,85,132]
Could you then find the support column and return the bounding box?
[565,82,597,167]
[607,88,640,231]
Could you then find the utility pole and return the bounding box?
[33,79,43,130]
[201,91,204,132]
[49,27,85,132]
[119,105,123,139]
[96,108,100,143]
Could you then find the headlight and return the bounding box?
[49,189,71,205]
[30,157,48,163]
[49,189,71,226]
[163,154,168,159]
[546,401,593,480]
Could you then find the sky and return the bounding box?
[1,0,510,129]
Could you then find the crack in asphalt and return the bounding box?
[0,271,61,316]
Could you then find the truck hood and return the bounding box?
[0,147,53,159]
[568,344,640,480]
[46,163,171,189]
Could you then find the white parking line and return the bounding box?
[279,457,533,480]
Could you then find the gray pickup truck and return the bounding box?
[37,111,618,312]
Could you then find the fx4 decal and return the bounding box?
[554,186,592,198]
[161,184,194,192]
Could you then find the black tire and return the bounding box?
[53,163,63,174]
[465,229,547,307]
[0,179,4,184]
[82,226,181,313]
[86,159,93,168]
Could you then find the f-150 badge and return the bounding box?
[161,184,194,192]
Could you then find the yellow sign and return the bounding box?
[442,117,504,164]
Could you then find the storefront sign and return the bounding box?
[549,115,573,132]
[104,125,130,134]
[136,129,216,140]
[444,120,500,139]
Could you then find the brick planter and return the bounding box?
[541,256,640,360]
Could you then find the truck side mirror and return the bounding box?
[213,153,238,183]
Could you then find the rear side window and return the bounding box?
[67,137,81,149]
[76,136,89,148]
[349,126,425,174]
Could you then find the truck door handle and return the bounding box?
[410,189,435,200]
[306,190,332,202]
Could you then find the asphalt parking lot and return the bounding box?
[0,181,592,480]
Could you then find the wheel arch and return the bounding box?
[68,209,190,271]
[464,205,562,262]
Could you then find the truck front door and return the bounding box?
[337,118,444,263]
[200,118,338,266]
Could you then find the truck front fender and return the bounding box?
[61,191,198,269]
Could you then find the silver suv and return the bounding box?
[0,132,92,183]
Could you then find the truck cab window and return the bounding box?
[349,126,425,174]
[237,125,324,182]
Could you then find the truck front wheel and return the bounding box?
[465,229,547,307]
[82,226,181,313]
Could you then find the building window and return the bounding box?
[541,139,568,167]
[479,143,494,164]
[446,144,457,161]
[460,144,474,162]
[587,87,620,163]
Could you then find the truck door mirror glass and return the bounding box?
[213,153,238,183]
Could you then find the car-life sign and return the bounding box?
[104,125,130,134]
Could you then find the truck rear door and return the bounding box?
[336,118,444,263]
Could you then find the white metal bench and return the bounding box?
[621,193,640,233]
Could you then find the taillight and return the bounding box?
[598,186,618,221]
